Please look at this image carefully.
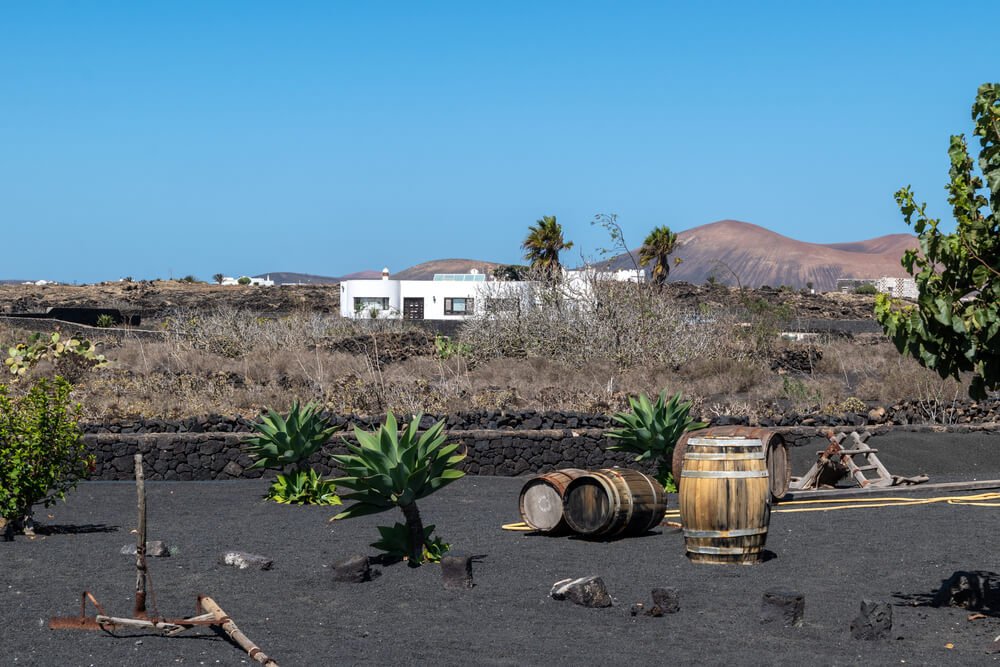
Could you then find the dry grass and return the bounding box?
[0,302,978,422]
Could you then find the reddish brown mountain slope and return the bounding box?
[606,220,917,291]
[391,259,502,280]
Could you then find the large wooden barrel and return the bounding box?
[518,469,589,533]
[673,427,790,500]
[679,437,771,564]
[562,469,667,538]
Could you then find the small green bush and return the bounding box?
[0,377,93,537]
[853,284,878,295]
[434,335,470,360]
[95,314,115,328]
[237,276,252,285]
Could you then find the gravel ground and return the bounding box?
[4,431,1000,666]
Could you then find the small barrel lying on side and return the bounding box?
[679,436,771,564]
[562,469,667,538]
[518,469,589,533]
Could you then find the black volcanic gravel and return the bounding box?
[3,431,1000,666]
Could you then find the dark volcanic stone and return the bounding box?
[649,587,680,614]
[932,571,991,610]
[550,576,612,608]
[850,599,892,640]
[441,553,474,590]
[333,554,373,583]
[760,589,804,627]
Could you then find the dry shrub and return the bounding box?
[459,279,771,370]
[4,295,981,422]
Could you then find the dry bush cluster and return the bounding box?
[458,278,783,370]
[0,294,974,423]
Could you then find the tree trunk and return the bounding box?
[400,502,425,566]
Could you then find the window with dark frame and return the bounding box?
[443,297,474,315]
[353,297,390,311]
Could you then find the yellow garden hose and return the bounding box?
[502,522,534,531]
[771,491,1000,512]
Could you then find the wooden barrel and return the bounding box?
[679,437,771,564]
[562,469,667,538]
[673,427,790,500]
[518,469,589,533]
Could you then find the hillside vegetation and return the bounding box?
[0,283,970,424]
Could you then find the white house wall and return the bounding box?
[339,270,646,320]
[399,280,483,320]
[340,279,400,318]
[340,278,534,320]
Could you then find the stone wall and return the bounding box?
[84,428,648,481]
[83,421,1000,482]
[80,399,1000,438]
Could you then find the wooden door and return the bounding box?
[403,297,424,320]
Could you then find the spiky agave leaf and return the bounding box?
[331,412,466,516]
[606,390,707,488]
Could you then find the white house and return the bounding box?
[876,276,918,300]
[340,268,496,320]
[220,275,275,287]
[339,267,646,320]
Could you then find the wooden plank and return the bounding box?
[134,454,147,618]
[780,479,1000,502]
[199,596,279,667]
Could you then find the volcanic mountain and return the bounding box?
[390,259,502,280]
[602,220,917,291]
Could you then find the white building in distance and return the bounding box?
[220,275,275,287]
[876,276,918,300]
[339,267,645,320]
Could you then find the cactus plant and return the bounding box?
[4,332,107,378]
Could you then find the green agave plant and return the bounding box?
[245,401,339,470]
[607,390,707,491]
[269,468,341,506]
[371,523,450,563]
[332,411,466,565]
[243,401,341,505]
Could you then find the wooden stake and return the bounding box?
[134,454,147,618]
[200,596,279,667]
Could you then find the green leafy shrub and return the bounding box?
[853,284,878,295]
[4,332,107,378]
[95,314,115,328]
[434,335,470,360]
[371,523,450,563]
[0,377,93,537]
[332,412,465,565]
[876,83,1000,399]
[268,468,341,505]
[606,391,707,491]
[237,276,252,285]
[244,401,341,505]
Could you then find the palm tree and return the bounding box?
[213,273,225,285]
[522,215,573,278]
[638,226,678,286]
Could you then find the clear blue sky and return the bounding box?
[1,1,997,283]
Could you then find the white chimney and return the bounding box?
[382,267,390,281]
